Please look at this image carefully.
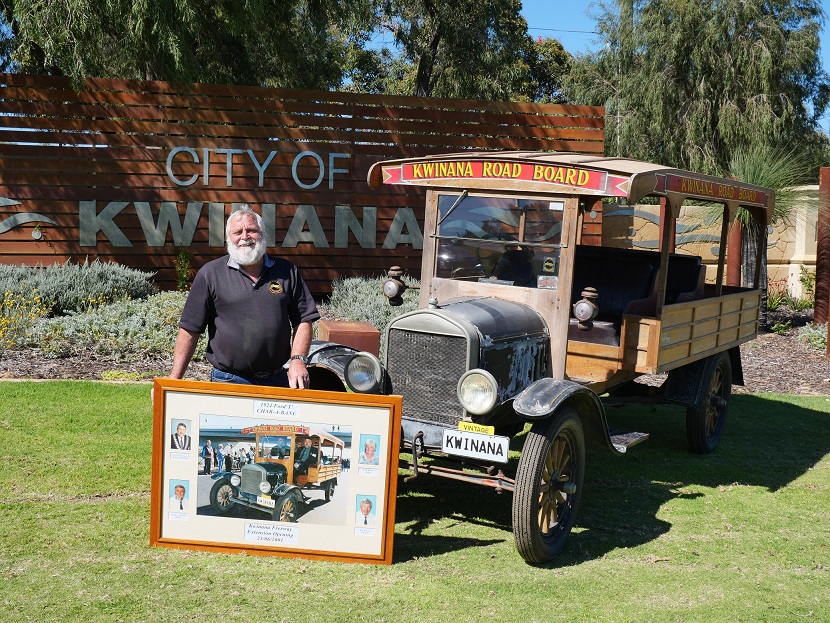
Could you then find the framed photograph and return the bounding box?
[150,378,402,565]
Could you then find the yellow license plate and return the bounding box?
[458,421,494,435]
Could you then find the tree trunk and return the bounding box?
[413,1,442,98]
[413,28,442,97]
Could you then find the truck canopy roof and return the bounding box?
[368,151,774,223]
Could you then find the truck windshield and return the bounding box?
[260,435,292,459]
[435,193,564,289]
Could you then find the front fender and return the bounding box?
[273,483,300,498]
[274,483,310,504]
[514,378,622,455]
[304,340,365,392]
[308,340,391,394]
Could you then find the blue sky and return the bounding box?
[520,0,830,132]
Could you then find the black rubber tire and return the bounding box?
[209,479,235,515]
[273,490,302,523]
[324,480,335,502]
[512,409,586,564]
[686,351,732,454]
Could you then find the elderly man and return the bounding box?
[169,205,320,388]
[356,497,376,526]
[294,437,318,477]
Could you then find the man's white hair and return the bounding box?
[226,205,264,237]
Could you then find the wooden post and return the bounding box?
[817,168,830,356]
[726,220,743,286]
[658,197,676,252]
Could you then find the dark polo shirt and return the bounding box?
[179,255,320,375]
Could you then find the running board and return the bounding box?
[609,430,649,453]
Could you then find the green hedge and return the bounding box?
[0,260,155,315]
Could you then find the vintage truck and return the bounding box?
[304,151,772,563]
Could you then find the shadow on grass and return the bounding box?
[392,394,830,565]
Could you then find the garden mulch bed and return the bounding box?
[1,310,827,395]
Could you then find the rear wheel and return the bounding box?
[512,409,585,564]
[324,480,336,502]
[273,490,302,523]
[686,352,732,454]
[209,479,235,515]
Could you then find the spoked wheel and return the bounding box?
[209,479,236,515]
[324,480,335,502]
[512,409,585,564]
[686,352,732,454]
[273,490,302,523]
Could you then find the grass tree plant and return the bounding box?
[725,144,824,326]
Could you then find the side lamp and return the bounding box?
[572,287,599,330]
[382,266,418,306]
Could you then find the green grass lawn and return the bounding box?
[1,381,828,622]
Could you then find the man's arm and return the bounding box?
[287,321,313,389]
[170,327,201,379]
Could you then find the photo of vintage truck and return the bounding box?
[209,424,344,522]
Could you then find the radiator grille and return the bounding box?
[386,329,469,427]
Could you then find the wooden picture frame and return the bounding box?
[150,378,402,565]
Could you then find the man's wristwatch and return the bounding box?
[289,354,309,365]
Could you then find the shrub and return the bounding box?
[784,293,814,312]
[0,289,51,348]
[799,265,816,303]
[27,291,206,360]
[174,249,194,291]
[19,274,418,364]
[766,279,787,312]
[770,320,792,335]
[0,260,155,315]
[797,323,828,352]
[319,275,421,358]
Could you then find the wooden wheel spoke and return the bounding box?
[712,368,723,393]
[552,438,565,466]
[558,449,571,472]
[544,449,556,479]
[706,408,716,432]
[538,500,555,533]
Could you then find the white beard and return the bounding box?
[228,237,266,267]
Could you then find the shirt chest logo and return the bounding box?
[269,281,283,294]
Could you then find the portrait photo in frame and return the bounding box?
[150,378,402,565]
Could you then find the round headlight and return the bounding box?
[457,369,498,415]
[230,474,241,487]
[345,352,383,393]
[258,480,271,494]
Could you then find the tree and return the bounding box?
[527,36,572,104]
[0,0,374,88]
[377,0,533,99]
[345,1,571,102]
[568,0,830,173]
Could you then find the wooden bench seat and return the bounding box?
[569,245,705,345]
